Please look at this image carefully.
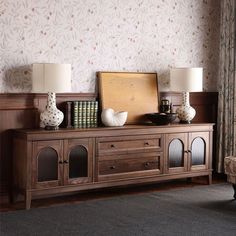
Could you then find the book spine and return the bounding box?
[94,101,98,127]
[77,101,83,128]
[81,101,87,128]
[73,101,79,128]
[90,101,95,127]
[86,101,91,128]
[72,100,99,129]
[65,101,73,128]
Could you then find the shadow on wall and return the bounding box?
[3,66,32,92]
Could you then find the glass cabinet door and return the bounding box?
[64,138,93,185]
[38,147,58,182]
[32,140,63,188]
[189,132,209,171]
[191,138,205,165]
[165,133,188,173]
[169,139,184,168]
[69,145,88,179]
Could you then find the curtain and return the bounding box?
[216,0,236,173]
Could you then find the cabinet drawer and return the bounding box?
[98,153,163,179]
[97,135,162,156]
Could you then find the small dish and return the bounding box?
[146,113,177,125]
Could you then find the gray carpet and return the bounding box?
[0,183,236,236]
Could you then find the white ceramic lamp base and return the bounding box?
[176,92,196,124]
[40,92,64,130]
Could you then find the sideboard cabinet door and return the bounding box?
[165,133,188,173]
[188,132,209,171]
[64,138,93,185]
[32,140,63,189]
[166,132,210,174]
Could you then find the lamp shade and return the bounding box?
[170,68,203,92]
[32,63,71,93]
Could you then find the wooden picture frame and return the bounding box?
[97,72,159,124]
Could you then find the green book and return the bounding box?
[94,101,98,127]
[90,101,95,127]
[73,101,79,128]
[72,100,99,128]
[81,101,87,128]
[86,101,91,128]
[77,101,82,128]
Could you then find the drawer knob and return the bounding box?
[110,166,116,169]
[110,144,115,148]
[144,142,150,146]
[64,160,69,164]
[59,161,63,164]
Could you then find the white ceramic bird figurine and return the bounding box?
[101,108,128,127]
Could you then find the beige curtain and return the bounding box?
[216,0,236,172]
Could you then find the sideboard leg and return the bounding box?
[25,191,31,210]
[208,173,212,185]
[233,184,236,199]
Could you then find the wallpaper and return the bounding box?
[0,0,220,93]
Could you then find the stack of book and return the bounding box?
[72,101,98,128]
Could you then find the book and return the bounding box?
[65,101,73,128]
[71,100,98,128]
[73,101,79,128]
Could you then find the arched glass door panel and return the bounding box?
[69,145,88,178]
[169,139,184,168]
[38,147,58,182]
[191,138,205,165]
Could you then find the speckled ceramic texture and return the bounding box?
[40,92,64,128]
[0,0,220,93]
[176,92,196,123]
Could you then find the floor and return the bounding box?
[0,174,227,212]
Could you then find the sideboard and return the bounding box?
[12,123,213,209]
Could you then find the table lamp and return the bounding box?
[170,68,203,123]
[32,63,71,129]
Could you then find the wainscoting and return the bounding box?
[0,92,218,202]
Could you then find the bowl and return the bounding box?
[146,113,177,125]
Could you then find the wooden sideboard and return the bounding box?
[12,123,213,209]
[0,92,218,203]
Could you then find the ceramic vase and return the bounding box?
[176,92,196,123]
[40,92,64,129]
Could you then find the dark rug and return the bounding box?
[0,183,235,236]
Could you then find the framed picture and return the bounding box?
[97,72,159,124]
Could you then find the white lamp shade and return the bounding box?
[170,68,203,92]
[32,63,71,93]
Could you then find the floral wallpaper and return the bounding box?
[0,0,220,93]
